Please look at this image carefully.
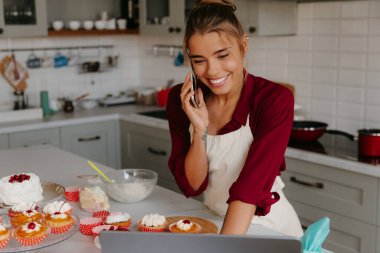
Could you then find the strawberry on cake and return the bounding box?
[0,173,43,206]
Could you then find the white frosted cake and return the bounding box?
[0,173,43,206]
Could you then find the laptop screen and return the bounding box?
[100,231,302,253]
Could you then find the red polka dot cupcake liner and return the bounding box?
[105,220,131,231]
[14,233,47,246]
[49,221,75,234]
[79,217,103,235]
[91,225,113,238]
[0,237,10,248]
[92,210,110,221]
[65,186,80,202]
[138,225,166,232]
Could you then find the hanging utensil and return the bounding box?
[12,53,20,81]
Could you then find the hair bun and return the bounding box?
[196,0,236,11]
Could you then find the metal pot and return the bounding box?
[292,121,380,157]
[291,121,353,142]
[358,129,380,157]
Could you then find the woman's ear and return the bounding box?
[242,33,249,57]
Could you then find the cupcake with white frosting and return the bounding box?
[104,212,132,230]
[13,221,48,246]
[169,219,201,233]
[0,223,11,248]
[9,202,43,228]
[138,213,167,232]
[44,201,75,234]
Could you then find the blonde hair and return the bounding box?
[183,0,245,62]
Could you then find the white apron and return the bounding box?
[190,116,303,238]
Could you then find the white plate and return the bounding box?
[0,181,65,213]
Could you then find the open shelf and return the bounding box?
[48,28,139,36]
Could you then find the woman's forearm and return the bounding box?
[220,200,257,234]
[184,129,209,191]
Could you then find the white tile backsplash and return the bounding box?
[0,0,378,131]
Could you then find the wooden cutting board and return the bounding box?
[166,216,218,234]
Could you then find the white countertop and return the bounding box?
[0,146,287,253]
[0,105,378,179]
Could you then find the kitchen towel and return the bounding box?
[301,217,330,253]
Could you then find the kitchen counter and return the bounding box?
[0,145,288,253]
[0,104,379,178]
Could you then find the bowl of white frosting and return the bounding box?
[103,169,158,203]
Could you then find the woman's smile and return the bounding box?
[208,74,230,88]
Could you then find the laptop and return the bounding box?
[99,231,302,253]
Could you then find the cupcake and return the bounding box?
[43,201,73,215]
[13,221,48,246]
[0,223,11,248]
[79,217,103,235]
[44,212,75,234]
[10,207,43,228]
[169,219,201,233]
[138,213,167,232]
[8,202,39,218]
[104,212,132,231]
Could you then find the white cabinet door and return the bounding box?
[61,121,119,169]
[9,128,60,149]
[139,0,196,36]
[236,0,297,37]
[121,120,181,194]
[0,0,48,38]
[292,201,377,253]
[283,157,378,224]
[0,134,9,150]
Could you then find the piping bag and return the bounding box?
[301,217,330,253]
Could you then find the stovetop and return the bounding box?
[288,134,380,166]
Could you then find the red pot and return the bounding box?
[358,129,380,157]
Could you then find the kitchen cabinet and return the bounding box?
[9,128,60,149]
[61,121,119,169]
[139,0,196,36]
[0,0,48,38]
[121,120,181,193]
[235,0,297,36]
[0,134,9,150]
[282,157,378,253]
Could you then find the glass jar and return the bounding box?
[78,175,109,213]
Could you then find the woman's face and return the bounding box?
[188,31,247,97]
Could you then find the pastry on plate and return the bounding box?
[45,211,75,234]
[43,201,73,215]
[169,219,201,233]
[10,204,43,228]
[104,212,131,230]
[13,221,48,246]
[0,223,11,248]
[138,213,167,232]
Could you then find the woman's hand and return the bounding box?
[180,73,209,135]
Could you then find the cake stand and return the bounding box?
[0,214,79,253]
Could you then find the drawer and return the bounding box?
[9,128,60,148]
[283,158,378,224]
[292,201,376,253]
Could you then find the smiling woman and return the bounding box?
[166,0,303,238]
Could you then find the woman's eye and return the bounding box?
[218,54,229,59]
[193,60,205,64]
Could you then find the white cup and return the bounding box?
[95,20,106,30]
[106,18,116,30]
[52,20,64,31]
[68,20,81,31]
[117,19,127,30]
[83,20,94,30]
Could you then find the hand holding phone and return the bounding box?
[190,72,199,108]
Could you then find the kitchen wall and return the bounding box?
[0,0,379,134]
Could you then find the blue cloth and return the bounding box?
[301,217,330,253]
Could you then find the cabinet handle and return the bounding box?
[290,176,324,189]
[249,26,256,34]
[0,28,3,34]
[147,147,167,156]
[175,27,181,33]
[78,136,101,142]
[168,27,174,33]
